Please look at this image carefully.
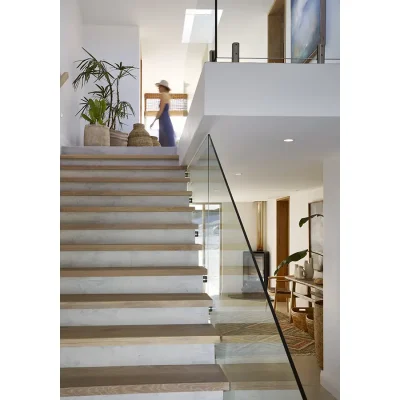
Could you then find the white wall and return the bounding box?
[285,0,340,62]
[60,0,83,146]
[321,155,340,398]
[82,25,141,134]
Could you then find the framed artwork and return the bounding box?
[291,0,326,63]
[309,200,324,271]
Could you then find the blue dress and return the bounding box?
[158,103,176,147]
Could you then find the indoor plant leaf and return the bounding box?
[299,214,324,227]
[274,249,308,275]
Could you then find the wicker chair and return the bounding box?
[267,276,293,312]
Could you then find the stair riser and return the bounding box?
[61,183,188,191]
[61,230,196,245]
[60,276,203,294]
[61,170,186,179]
[61,196,189,207]
[61,159,180,167]
[61,250,199,267]
[60,196,189,207]
[61,212,193,224]
[61,146,178,156]
[60,344,215,368]
[61,307,209,326]
[63,392,224,400]
[223,391,302,400]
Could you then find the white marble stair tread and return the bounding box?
[60,267,207,277]
[60,293,212,309]
[60,364,229,397]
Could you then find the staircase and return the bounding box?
[60,147,229,399]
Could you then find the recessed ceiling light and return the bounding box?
[235,173,242,176]
[284,139,294,142]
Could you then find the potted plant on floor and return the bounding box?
[73,48,137,145]
[81,98,110,146]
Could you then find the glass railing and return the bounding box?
[187,135,307,399]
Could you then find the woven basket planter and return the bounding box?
[306,311,315,339]
[128,123,153,147]
[291,307,313,332]
[315,300,324,369]
[84,124,110,146]
[110,130,128,147]
[151,136,161,147]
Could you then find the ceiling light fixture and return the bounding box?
[235,173,242,176]
[284,139,294,142]
[182,9,223,43]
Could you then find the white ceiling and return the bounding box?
[188,115,339,202]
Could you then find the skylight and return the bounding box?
[182,9,223,44]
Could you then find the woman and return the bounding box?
[150,80,176,147]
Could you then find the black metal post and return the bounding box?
[214,0,218,61]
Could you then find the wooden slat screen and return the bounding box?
[144,93,188,117]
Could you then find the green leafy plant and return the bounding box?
[80,99,107,125]
[274,214,324,275]
[73,48,137,130]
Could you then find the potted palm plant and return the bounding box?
[81,99,110,146]
[73,48,137,145]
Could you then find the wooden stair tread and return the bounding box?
[221,363,298,390]
[61,177,189,183]
[60,244,202,251]
[60,324,220,346]
[60,364,229,396]
[61,165,185,170]
[60,266,207,277]
[61,154,179,160]
[61,206,194,213]
[60,293,212,309]
[60,223,198,230]
[61,190,192,196]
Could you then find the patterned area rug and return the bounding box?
[214,311,315,356]
[275,311,316,356]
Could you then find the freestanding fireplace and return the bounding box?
[242,251,270,293]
